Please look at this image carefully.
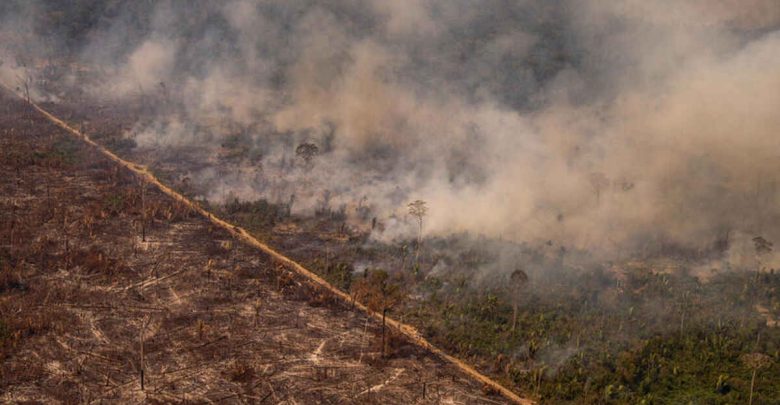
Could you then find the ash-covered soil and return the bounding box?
[0,91,508,404]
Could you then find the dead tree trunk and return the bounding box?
[139,316,150,391]
[46,178,52,215]
[63,211,70,270]
[749,368,757,405]
[381,308,387,358]
[141,182,146,242]
[8,204,16,250]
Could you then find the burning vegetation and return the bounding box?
[0,90,510,403]
[2,1,780,403]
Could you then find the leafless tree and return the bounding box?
[509,268,529,333]
[139,316,152,391]
[752,236,773,281]
[589,172,609,205]
[407,200,428,266]
[15,72,31,104]
[677,291,691,334]
[140,180,147,242]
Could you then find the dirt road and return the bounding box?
[0,90,512,403]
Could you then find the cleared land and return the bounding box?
[0,91,509,403]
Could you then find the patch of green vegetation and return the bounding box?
[406,268,780,404]
[152,191,780,404]
[220,133,256,161]
[103,193,124,215]
[34,137,81,167]
[221,133,250,150]
[313,261,353,291]
[105,136,137,155]
[219,197,288,232]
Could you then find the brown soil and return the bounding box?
[0,91,508,404]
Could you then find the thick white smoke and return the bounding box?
[3,0,780,264]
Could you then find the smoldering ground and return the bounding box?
[2,0,780,267]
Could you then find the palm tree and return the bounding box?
[741,352,772,405]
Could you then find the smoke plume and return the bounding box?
[2,0,780,264]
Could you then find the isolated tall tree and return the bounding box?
[295,142,319,172]
[139,180,146,242]
[741,353,772,405]
[407,200,428,266]
[589,172,610,205]
[509,268,529,333]
[139,316,152,391]
[15,71,31,104]
[158,81,169,104]
[677,290,691,334]
[317,190,332,216]
[752,236,773,280]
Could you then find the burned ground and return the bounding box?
[19,86,780,404]
[0,91,509,404]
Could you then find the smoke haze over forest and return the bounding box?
[2,0,780,264]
